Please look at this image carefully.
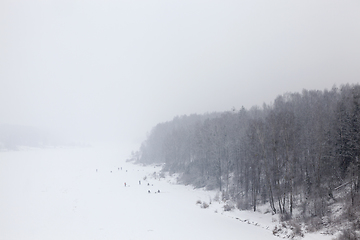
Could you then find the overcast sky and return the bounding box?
[1,0,360,144]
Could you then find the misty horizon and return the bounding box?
[1,1,360,144]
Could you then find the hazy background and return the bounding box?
[1,0,360,144]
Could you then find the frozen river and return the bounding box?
[0,144,282,239]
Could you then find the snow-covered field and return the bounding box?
[0,144,333,240]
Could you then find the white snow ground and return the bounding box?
[0,144,334,240]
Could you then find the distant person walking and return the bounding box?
[124,182,126,187]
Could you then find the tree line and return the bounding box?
[134,84,360,220]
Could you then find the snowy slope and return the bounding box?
[0,144,333,240]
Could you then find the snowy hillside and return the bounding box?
[0,144,334,239]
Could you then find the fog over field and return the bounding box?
[1,1,360,144]
[1,1,360,239]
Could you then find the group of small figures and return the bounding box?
[148,189,161,194]
[123,181,160,194]
[96,167,124,173]
[96,168,160,194]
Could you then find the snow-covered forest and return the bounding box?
[134,84,360,238]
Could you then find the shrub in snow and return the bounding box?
[280,212,292,221]
[289,221,304,238]
[335,228,359,240]
[272,226,281,236]
[342,204,358,223]
[221,190,229,201]
[307,216,323,232]
[201,202,209,209]
[236,198,250,210]
[196,200,202,205]
[223,200,235,211]
[273,223,302,239]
